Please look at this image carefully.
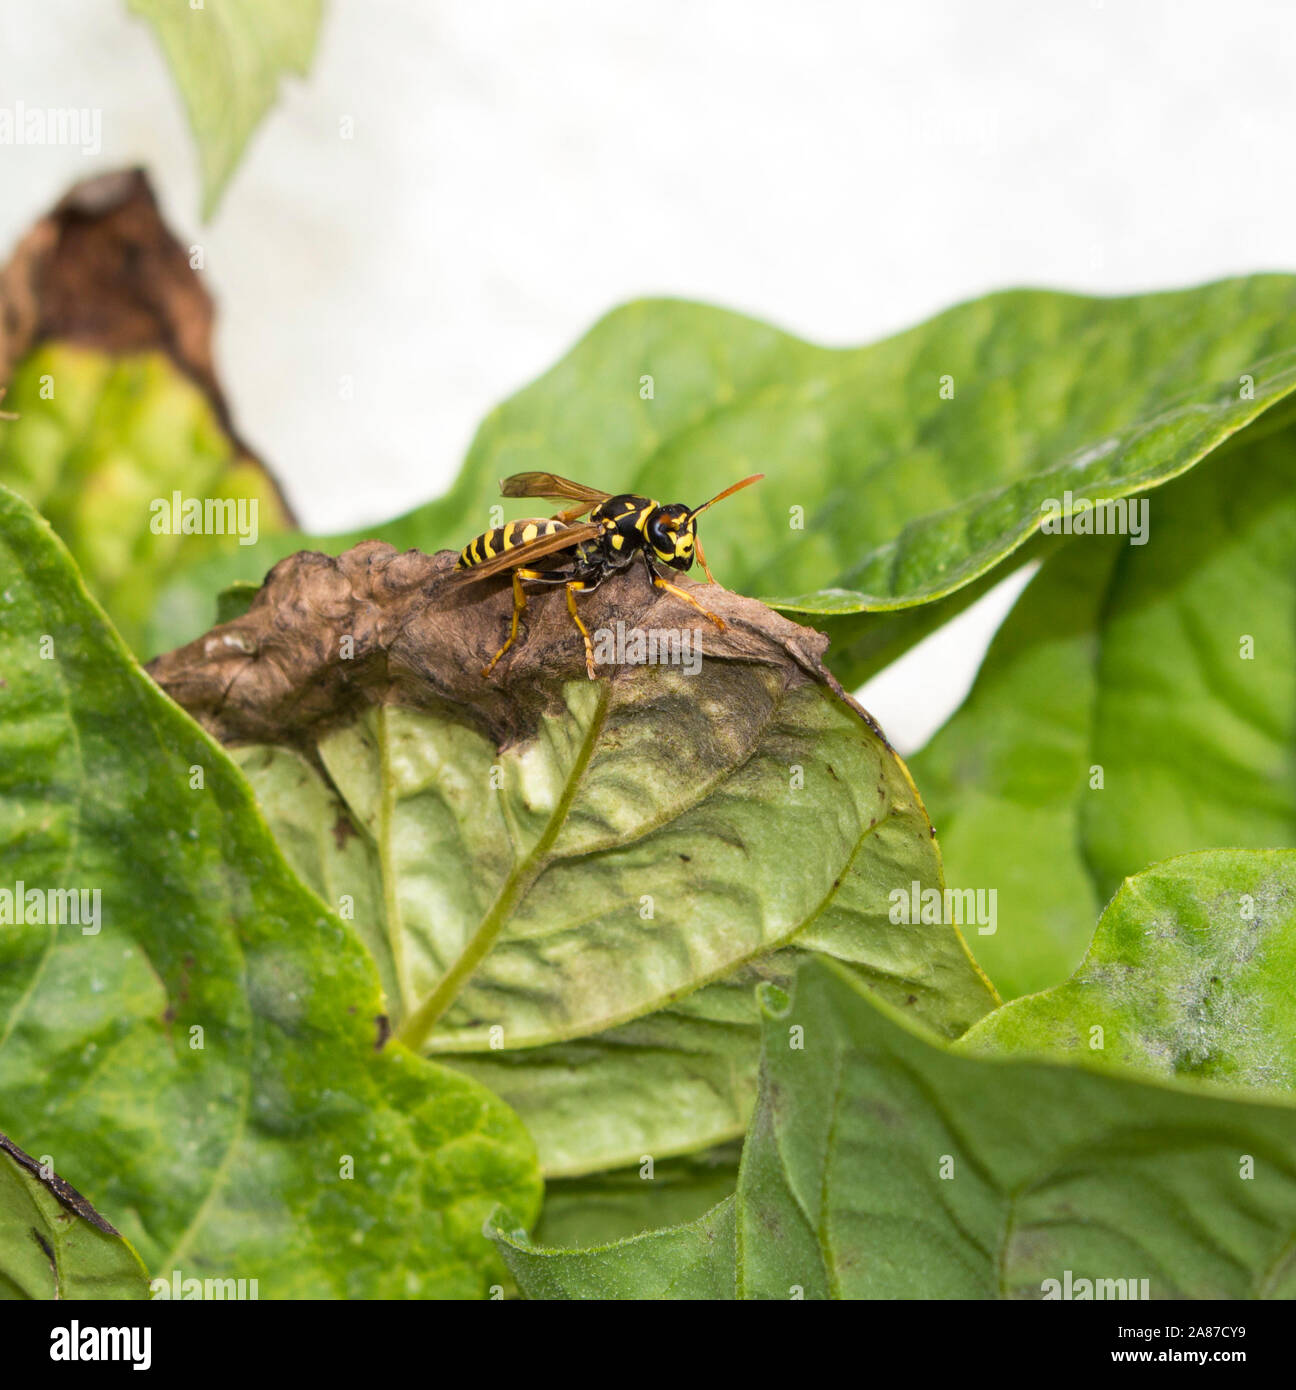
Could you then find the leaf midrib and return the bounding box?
[423,791,904,1055]
[395,683,613,1051]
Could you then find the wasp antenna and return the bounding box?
[690,473,764,518]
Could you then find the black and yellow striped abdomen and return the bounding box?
[456,517,568,568]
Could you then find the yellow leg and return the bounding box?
[694,533,717,586]
[565,580,598,679]
[481,568,536,677]
[652,572,726,630]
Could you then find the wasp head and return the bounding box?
[645,503,696,571]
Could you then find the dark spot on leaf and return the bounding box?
[332,811,358,851]
[32,1228,55,1278]
[374,1014,391,1049]
[176,954,194,1006]
[861,1099,904,1129]
[757,1207,784,1240]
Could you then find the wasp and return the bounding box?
[452,471,764,678]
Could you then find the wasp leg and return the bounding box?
[694,532,718,586]
[482,567,544,678]
[650,569,726,631]
[565,579,598,679]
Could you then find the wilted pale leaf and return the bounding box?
[150,541,995,1176]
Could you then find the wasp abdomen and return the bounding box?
[457,517,567,568]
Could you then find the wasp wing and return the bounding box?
[448,520,603,584]
[499,472,612,522]
[499,472,611,504]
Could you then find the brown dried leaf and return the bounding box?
[0,166,289,513]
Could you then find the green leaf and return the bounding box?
[128,0,323,218]
[498,956,1296,1299]
[493,1195,738,1300]
[907,539,1112,996]
[531,1143,740,1249]
[0,1133,149,1300]
[445,969,769,1178]
[960,850,1296,1093]
[911,432,1296,996]
[150,542,995,1180]
[154,280,1296,679]
[215,580,261,624]
[0,483,541,1298]
[0,344,290,655]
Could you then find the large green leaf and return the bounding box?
[149,541,995,1180]
[0,1134,149,1300]
[129,0,323,217]
[911,432,1296,997]
[961,850,1296,1093]
[0,344,290,655]
[496,956,1296,1299]
[0,484,540,1298]
[153,279,1296,680]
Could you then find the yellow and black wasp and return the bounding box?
[453,471,764,678]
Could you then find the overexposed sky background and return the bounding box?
[3,0,1293,749]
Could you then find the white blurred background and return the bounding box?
[3,0,1293,750]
